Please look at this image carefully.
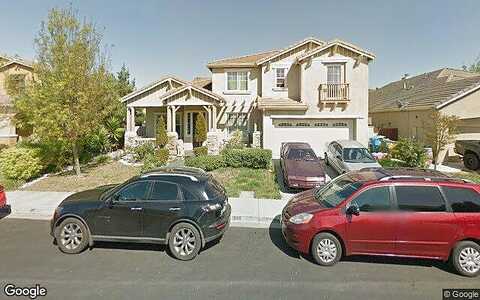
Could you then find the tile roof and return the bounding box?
[256,97,308,111]
[207,50,280,69]
[191,76,212,89]
[369,68,480,112]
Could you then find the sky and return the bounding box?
[1,0,480,89]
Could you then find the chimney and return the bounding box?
[402,73,409,90]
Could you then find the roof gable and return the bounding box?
[121,76,187,102]
[207,50,279,69]
[256,37,325,65]
[297,39,375,63]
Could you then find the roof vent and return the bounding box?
[402,73,410,90]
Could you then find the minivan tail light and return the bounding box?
[0,186,6,207]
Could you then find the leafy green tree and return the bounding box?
[194,113,207,145]
[14,7,118,175]
[155,116,168,147]
[462,55,480,73]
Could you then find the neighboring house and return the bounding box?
[0,54,34,146]
[123,37,375,157]
[369,68,480,147]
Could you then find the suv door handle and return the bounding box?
[169,207,181,211]
[130,207,143,211]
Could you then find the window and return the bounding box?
[277,122,293,127]
[351,187,391,212]
[275,68,287,88]
[187,112,192,135]
[314,122,328,127]
[314,174,363,208]
[442,187,480,212]
[332,122,347,127]
[181,187,198,201]
[148,181,179,201]
[6,74,26,94]
[116,181,150,201]
[287,148,317,160]
[204,178,225,200]
[227,71,248,91]
[327,65,342,84]
[395,186,446,212]
[226,112,248,133]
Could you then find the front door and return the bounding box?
[142,180,185,239]
[393,185,459,258]
[93,181,150,237]
[345,186,399,255]
[185,111,207,147]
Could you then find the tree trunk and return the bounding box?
[72,143,81,176]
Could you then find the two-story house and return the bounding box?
[0,54,34,146]
[123,37,375,158]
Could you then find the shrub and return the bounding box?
[223,148,272,169]
[141,148,170,172]
[378,158,408,168]
[0,144,9,153]
[193,146,208,156]
[130,142,155,162]
[0,147,43,180]
[194,113,207,145]
[185,155,225,171]
[19,140,71,173]
[155,115,168,148]
[390,138,428,168]
[224,130,244,150]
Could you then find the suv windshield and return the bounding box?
[287,148,317,160]
[314,174,362,207]
[343,148,375,163]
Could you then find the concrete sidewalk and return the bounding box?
[5,191,289,228]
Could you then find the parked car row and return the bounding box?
[281,140,381,189]
[43,157,480,277]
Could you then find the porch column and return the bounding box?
[166,106,172,132]
[171,106,180,133]
[126,107,132,132]
[212,106,217,132]
[203,105,212,131]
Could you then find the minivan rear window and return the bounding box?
[395,186,446,212]
[442,186,480,212]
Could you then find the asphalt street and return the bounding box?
[0,218,478,300]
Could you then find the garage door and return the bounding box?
[265,119,353,158]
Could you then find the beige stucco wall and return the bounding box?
[0,63,34,144]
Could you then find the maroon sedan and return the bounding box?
[280,142,326,189]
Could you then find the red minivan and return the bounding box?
[282,168,480,277]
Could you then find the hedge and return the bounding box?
[185,155,226,171]
[0,147,43,180]
[193,146,208,157]
[223,148,272,169]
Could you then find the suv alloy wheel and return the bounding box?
[168,223,202,261]
[55,218,89,254]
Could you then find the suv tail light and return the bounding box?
[0,186,6,207]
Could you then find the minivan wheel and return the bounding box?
[311,232,342,266]
[464,153,480,170]
[168,223,201,261]
[55,218,89,254]
[452,241,480,277]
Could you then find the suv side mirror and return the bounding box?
[346,204,360,216]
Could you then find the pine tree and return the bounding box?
[156,116,168,148]
[194,113,207,145]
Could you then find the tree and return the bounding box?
[116,63,135,97]
[14,7,118,176]
[194,113,207,146]
[425,110,459,170]
[155,116,168,148]
[462,54,480,73]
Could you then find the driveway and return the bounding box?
[272,159,339,200]
[0,219,476,300]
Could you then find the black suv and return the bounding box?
[50,167,231,260]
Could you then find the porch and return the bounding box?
[124,83,225,153]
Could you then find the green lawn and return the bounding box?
[210,167,281,199]
[449,171,480,183]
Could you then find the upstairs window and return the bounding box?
[227,71,248,91]
[275,68,287,88]
[327,65,342,84]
